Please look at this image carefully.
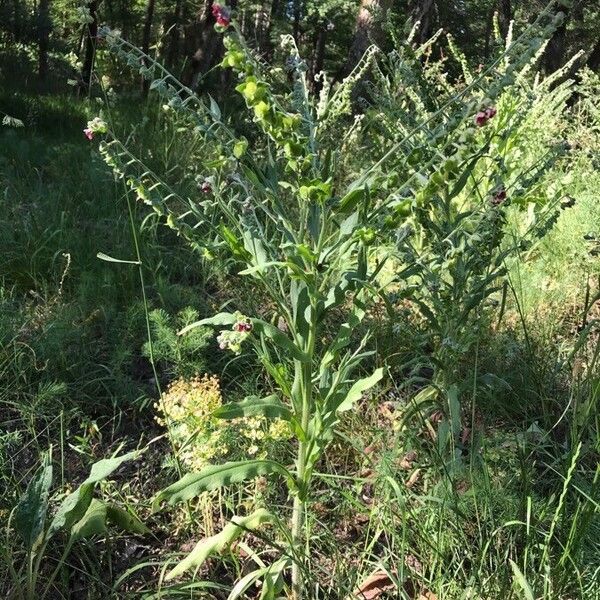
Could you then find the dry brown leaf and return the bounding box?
[406,468,421,489]
[352,570,395,599]
[398,450,418,470]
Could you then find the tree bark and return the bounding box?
[79,0,99,95]
[310,22,327,93]
[412,0,437,45]
[165,0,185,69]
[345,0,392,74]
[141,0,156,96]
[545,7,569,74]
[183,0,238,89]
[292,0,302,44]
[497,0,512,38]
[256,0,278,58]
[587,39,600,72]
[37,0,51,81]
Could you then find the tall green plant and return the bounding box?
[98,17,392,598]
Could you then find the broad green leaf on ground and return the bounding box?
[70,499,107,541]
[49,449,142,536]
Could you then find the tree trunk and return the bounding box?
[497,0,512,38]
[183,0,238,89]
[410,0,437,45]
[256,0,278,58]
[37,0,51,81]
[587,39,600,72]
[79,0,99,95]
[292,0,302,44]
[345,0,392,74]
[483,6,494,59]
[310,22,327,93]
[165,0,185,69]
[141,0,156,96]
[545,7,569,74]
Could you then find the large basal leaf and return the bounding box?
[70,499,107,541]
[48,484,94,538]
[214,394,292,421]
[14,456,53,551]
[165,509,275,580]
[153,460,293,510]
[49,449,142,536]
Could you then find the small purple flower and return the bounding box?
[485,106,497,119]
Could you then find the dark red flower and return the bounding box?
[485,106,497,119]
[491,188,507,205]
[212,3,231,27]
[474,106,496,127]
[474,111,488,127]
[201,181,212,194]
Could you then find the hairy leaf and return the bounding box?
[14,456,53,551]
[166,509,275,580]
[154,461,294,510]
[214,394,292,421]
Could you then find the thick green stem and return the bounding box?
[290,301,316,600]
[291,439,307,600]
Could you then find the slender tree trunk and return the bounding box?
[165,0,184,69]
[483,6,494,59]
[344,0,392,74]
[141,0,156,96]
[37,0,51,81]
[545,7,570,73]
[256,0,277,58]
[497,0,512,38]
[79,0,99,95]
[413,0,436,45]
[183,0,238,89]
[587,39,600,72]
[292,0,302,44]
[310,23,327,93]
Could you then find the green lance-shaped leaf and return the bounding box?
[324,367,384,420]
[509,559,535,600]
[153,460,295,510]
[178,312,309,363]
[228,558,290,600]
[214,394,293,421]
[106,504,150,535]
[68,500,148,542]
[70,499,107,542]
[336,367,384,412]
[49,449,142,537]
[165,508,275,581]
[14,455,53,551]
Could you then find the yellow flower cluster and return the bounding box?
[155,375,291,469]
[155,375,228,470]
[233,416,291,458]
